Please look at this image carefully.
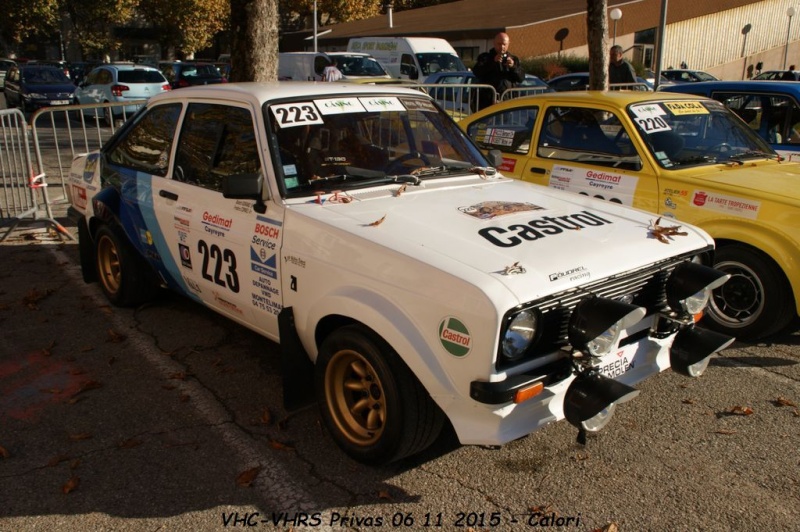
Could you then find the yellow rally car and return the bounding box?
[460,91,800,341]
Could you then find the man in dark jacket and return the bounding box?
[609,45,637,85]
[473,32,525,110]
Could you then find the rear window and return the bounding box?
[118,70,167,84]
[180,65,219,77]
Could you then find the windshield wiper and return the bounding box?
[574,153,641,168]
[672,154,718,165]
[727,150,780,162]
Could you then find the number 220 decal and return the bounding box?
[198,240,240,293]
[635,116,671,133]
[270,103,324,127]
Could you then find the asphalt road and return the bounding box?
[1,200,799,532]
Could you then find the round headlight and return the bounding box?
[680,287,711,315]
[585,321,622,357]
[502,310,538,360]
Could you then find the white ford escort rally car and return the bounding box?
[67,82,733,465]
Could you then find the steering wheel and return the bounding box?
[387,151,431,174]
[708,142,733,154]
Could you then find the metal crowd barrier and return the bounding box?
[499,86,552,100]
[29,100,145,199]
[415,83,498,120]
[0,108,72,241]
[1,101,144,242]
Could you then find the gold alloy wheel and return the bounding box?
[96,233,122,297]
[324,349,386,446]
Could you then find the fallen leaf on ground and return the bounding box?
[0,445,10,459]
[118,438,143,449]
[268,439,293,451]
[255,408,271,426]
[378,489,393,501]
[774,396,797,407]
[68,433,92,441]
[73,380,103,396]
[728,405,754,416]
[47,455,70,467]
[594,523,619,532]
[62,476,80,494]
[236,466,262,487]
[682,398,696,404]
[107,329,126,343]
[41,340,56,356]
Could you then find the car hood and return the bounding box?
[24,82,75,93]
[672,160,800,203]
[291,176,712,301]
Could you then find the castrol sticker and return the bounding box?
[438,317,472,357]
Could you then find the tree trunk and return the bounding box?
[587,0,609,90]
[230,0,279,82]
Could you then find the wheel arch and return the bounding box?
[303,287,460,403]
[711,229,799,315]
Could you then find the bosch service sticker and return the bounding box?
[439,317,472,357]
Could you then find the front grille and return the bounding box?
[498,249,709,369]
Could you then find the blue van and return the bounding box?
[663,80,800,161]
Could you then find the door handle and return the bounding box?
[159,190,179,201]
[530,167,547,174]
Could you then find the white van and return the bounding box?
[278,52,332,81]
[347,37,466,82]
[279,52,392,82]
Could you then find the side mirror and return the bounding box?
[223,172,267,213]
[486,149,504,168]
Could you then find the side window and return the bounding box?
[106,103,182,176]
[173,103,262,192]
[314,56,330,76]
[537,106,637,168]
[400,54,418,79]
[720,93,800,145]
[465,107,538,154]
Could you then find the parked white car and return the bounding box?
[74,63,171,125]
[66,82,733,464]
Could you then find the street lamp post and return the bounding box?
[785,6,796,70]
[610,8,622,46]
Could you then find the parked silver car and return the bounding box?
[74,63,171,125]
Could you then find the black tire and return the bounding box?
[94,224,158,307]
[315,324,445,465]
[705,244,795,340]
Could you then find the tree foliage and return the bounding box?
[62,0,140,57]
[139,0,228,57]
[0,0,60,49]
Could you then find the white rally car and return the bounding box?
[67,82,733,465]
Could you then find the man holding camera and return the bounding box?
[473,32,525,110]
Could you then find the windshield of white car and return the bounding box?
[629,100,776,168]
[268,95,488,198]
